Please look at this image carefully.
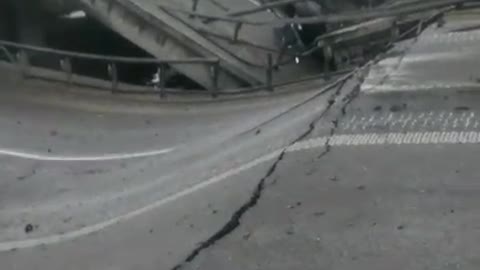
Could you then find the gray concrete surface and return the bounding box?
[180,77,480,270]
[173,13,480,270]
[3,7,480,270]
[184,145,480,270]
[78,0,321,89]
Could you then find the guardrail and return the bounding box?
[0,40,223,97]
[0,40,346,98]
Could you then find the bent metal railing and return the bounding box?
[0,40,283,97]
[1,0,469,99]
[0,40,221,97]
[0,40,348,98]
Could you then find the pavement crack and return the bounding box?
[171,150,287,270]
[318,78,363,160]
[170,75,355,270]
[170,17,445,269]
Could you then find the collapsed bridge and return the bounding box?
[0,0,475,94]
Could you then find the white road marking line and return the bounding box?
[0,147,175,161]
[0,150,281,252]
[2,130,480,251]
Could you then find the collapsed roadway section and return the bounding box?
[76,0,329,90]
[1,0,476,93]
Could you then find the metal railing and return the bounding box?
[0,40,346,98]
[0,40,223,96]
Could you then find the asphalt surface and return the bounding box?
[0,66,336,242]
[0,59,340,270]
[179,95,480,270]
[3,9,480,270]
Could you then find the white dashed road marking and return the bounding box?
[362,82,480,93]
[339,111,478,133]
[288,131,480,152]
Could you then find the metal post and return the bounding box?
[0,46,14,63]
[138,22,145,33]
[391,21,399,42]
[266,54,273,92]
[108,62,118,93]
[416,19,424,36]
[275,43,288,67]
[191,0,200,12]
[159,64,167,98]
[190,0,200,19]
[232,23,243,42]
[323,44,332,72]
[17,49,29,78]
[211,60,220,97]
[107,0,114,13]
[60,57,73,85]
[437,13,446,28]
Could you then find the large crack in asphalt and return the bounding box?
[170,16,440,269]
[315,17,430,159]
[318,77,363,160]
[171,149,287,270]
[170,71,364,270]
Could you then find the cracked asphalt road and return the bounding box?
[4,9,480,270]
[178,78,480,270]
[0,59,340,269]
[171,69,364,270]
[174,16,480,270]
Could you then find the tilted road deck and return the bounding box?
[78,0,321,90]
